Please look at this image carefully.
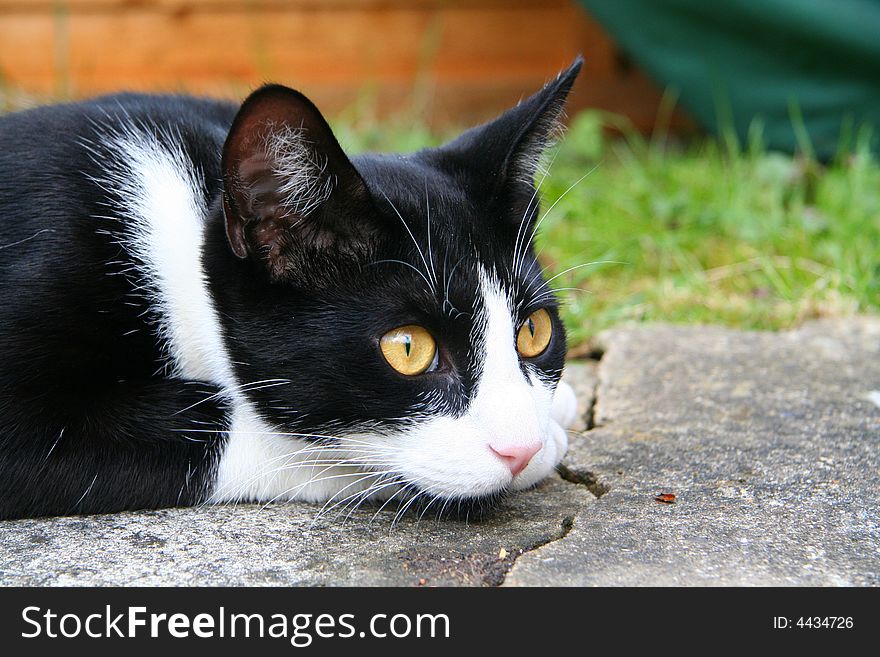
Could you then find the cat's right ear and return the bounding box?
[221,85,377,279]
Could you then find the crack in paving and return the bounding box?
[556,464,610,498]
[493,340,612,589]
[501,319,880,586]
[558,346,610,496]
[584,375,599,430]
[495,514,576,586]
[400,506,581,587]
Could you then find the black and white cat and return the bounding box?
[0,59,582,520]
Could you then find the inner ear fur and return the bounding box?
[221,84,377,278]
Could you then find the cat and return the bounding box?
[0,58,582,521]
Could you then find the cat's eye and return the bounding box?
[517,308,552,358]
[380,325,438,376]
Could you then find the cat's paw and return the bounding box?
[551,379,578,429]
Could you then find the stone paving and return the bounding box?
[2,318,877,586]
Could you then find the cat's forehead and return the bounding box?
[355,153,478,222]
[349,152,550,315]
[355,153,530,258]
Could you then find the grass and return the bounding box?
[537,113,880,346]
[339,109,880,348]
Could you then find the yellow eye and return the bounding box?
[517,308,552,358]
[380,325,437,376]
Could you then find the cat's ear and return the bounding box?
[442,56,583,206]
[221,84,376,277]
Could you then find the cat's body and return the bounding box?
[0,60,581,520]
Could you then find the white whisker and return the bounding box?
[516,162,601,281]
[378,189,437,292]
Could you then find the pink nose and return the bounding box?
[489,442,542,477]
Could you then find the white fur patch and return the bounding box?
[88,124,236,388]
[209,406,375,505]
[266,124,334,217]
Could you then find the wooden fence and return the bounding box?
[0,0,687,130]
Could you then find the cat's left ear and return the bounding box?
[441,56,583,209]
[221,84,377,279]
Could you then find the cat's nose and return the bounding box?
[489,442,542,477]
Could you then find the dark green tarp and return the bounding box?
[580,0,880,158]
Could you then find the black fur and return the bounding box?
[0,58,582,520]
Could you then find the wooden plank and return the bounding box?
[0,6,580,94]
[0,1,573,12]
[0,1,688,131]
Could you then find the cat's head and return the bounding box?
[217,58,582,509]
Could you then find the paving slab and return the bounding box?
[1,318,877,586]
[0,475,591,587]
[506,317,880,586]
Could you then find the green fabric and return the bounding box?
[579,0,880,158]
